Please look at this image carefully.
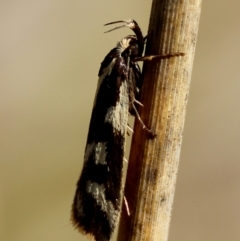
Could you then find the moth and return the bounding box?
[71,19,184,241]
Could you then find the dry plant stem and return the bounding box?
[117,1,202,241]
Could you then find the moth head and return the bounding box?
[104,19,144,55]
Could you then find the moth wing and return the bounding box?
[72,54,129,241]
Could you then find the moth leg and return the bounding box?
[124,157,128,163]
[124,196,130,216]
[131,102,153,133]
[127,124,133,136]
[134,98,143,107]
[126,53,155,135]
[127,124,134,133]
[134,52,185,62]
[143,35,147,43]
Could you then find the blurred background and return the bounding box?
[1,1,240,241]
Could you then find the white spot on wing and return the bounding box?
[104,80,129,135]
[84,142,108,165]
[86,181,119,228]
[95,142,107,165]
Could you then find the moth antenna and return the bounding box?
[104,19,136,33]
[104,19,144,50]
[104,23,128,33]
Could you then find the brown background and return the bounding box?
[1,1,240,241]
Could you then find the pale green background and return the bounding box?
[1,1,240,241]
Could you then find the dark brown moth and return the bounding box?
[71,19,184,241]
